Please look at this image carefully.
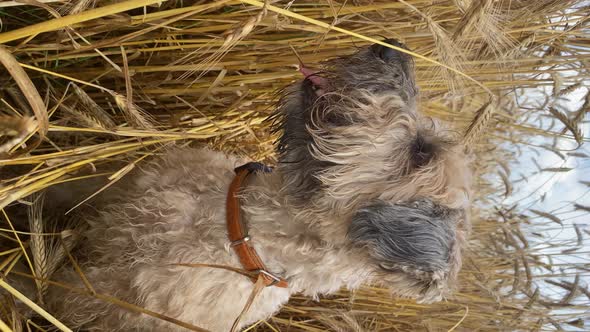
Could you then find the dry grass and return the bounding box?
[0,0,589,331]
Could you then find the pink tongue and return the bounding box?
[299,65,326,87]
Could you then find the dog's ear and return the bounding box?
[406,130,455,172]
[348,198,464,301]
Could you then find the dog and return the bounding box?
[20,39,471,331]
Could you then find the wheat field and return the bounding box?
[0,0,588,331]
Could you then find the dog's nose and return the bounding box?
[371,38,405,62]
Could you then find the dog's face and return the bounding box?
[273,39,471,301]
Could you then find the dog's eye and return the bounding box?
[410,135,437,168]
[324,111,349,127]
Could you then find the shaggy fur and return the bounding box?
[349,199,465,301]
[17,40,471,331]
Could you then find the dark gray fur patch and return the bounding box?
[348,198,457,274]
[270,79,333,201]
[328,45,417,106]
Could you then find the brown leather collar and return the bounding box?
[226,163,288,288]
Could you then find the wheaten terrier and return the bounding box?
[16,39,471,331]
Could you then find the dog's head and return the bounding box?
[348,198,467,302]
[273,39,470,215]
[272,39,471,300]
